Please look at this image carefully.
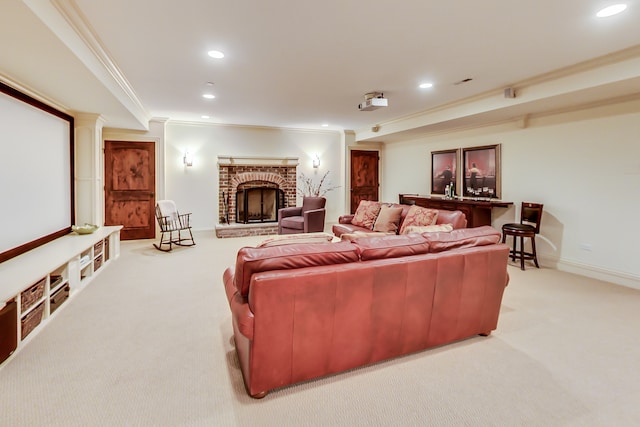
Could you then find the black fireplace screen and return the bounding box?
[236,187,285,224]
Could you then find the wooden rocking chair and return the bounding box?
[153,200,196,252]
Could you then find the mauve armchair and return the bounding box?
[277,196,326,234]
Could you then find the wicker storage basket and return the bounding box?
[21,302,44,340]
[20,278,45,312]
[94,239,103,255]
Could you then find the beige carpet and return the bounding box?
[1,230,639,427]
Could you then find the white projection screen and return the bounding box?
[0,82,74,263]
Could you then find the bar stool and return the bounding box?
[501,202,543,270]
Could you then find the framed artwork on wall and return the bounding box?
[462,144,501,198]
[431,149,459,195]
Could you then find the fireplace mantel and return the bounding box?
[217,155,299,167]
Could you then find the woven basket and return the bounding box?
[21,302,44,339]
[20,278,45,312]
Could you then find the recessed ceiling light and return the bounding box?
[201,115,210,119]
[202,94,215,99]
[207,50,225,59]
[596,4,627,17]
[419,82,433,89]
[321,123,329,127]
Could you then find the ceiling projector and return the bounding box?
[358,92,388,111]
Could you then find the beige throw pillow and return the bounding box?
[373,205,403,233]
[403,223,453,234]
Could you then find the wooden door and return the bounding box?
[350,150,379,213]
[104,141,156,240]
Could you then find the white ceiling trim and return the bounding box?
[356,46,640,142]
[22,0,150,129]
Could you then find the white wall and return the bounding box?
[382,101,640,289]
[164,123,346,229]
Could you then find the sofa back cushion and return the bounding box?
[301,196,326,213]
[234,241,359,295]
[422,226,501,253]
[352,234,431,261]
[436,209,467,229]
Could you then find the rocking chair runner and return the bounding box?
[154,200,196,252]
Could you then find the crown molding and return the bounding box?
[22,0,150,129]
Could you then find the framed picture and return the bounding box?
[431,149,458,195]
[462,144,501,198]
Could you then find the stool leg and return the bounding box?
[531,236,539,268]
[511,236,517,261]
[520,236,525,270]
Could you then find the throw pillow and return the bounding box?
[403,224,453,234]
[399,205,439,235]
[373,205,403,233]
[350,200,382,230]
[257,232,334,247]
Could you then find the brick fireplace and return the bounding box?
[216,156,298,238]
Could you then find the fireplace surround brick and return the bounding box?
[217,156,298,238]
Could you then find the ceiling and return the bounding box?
[2,0,640,139]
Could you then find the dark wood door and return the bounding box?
[104,141,156,240]
[350,150,379,213]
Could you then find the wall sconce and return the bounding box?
[312,154,320,168]
[183,151,193,167]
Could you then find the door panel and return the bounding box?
[104,141,156,240]
[350,150,379,213]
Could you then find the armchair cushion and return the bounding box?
[279,206,303,219]
[301,196,326,212]
[279,216,305,231]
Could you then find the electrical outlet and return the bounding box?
[580,243,593,251]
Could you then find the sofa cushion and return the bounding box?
[435,209,467,229]
[234,241,359,296]
[422,225,501,253]
[279,216,304,230]
[403,223,454,234]
[372,205,403,233]
[351,200,382,229]
[399,205,439,234]
[258,232,334,247]
[351,234,431,261]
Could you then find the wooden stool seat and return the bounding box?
[501,202,543,270]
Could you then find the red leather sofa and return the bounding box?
[332,204,467,238]
[223,226,510,398]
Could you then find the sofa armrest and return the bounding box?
[278,206,303,219]
[338,214,355,224]
[303,208,326,233]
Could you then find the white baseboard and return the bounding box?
[541,255,640,291]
